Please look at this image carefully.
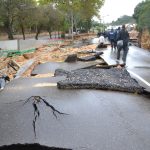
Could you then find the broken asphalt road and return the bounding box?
[0,75,150,150]
[0,41,150,150]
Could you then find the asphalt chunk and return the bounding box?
[57,68,144,93]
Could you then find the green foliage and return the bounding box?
[38,0,105,31]
[0,0,36,39]
[0,17,4,27]
[133,0,150,31]
[111,15,135,26]
[0,0,104,39]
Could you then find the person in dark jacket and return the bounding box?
[116,27,121,42]
[117,25,129,65]
[108,28,116,50]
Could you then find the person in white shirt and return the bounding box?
[98,33,105,48]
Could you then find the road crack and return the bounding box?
[23,96,68,138]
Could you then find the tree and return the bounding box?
[0,0,36,40]
[0,0,104,40]
[33,4,66,40]
[111,15,135,26]
[12,0,37,40]
[45,5,66,38]
[15,0,36,40]
[133,0,150,31]
[133,0,150,48]
[0,0,19,39]
[38,0,104,39]
[34,6,48,40]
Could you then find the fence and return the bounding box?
[0,39,63,57]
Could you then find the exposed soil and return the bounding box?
[0,34,97,79]
[141,30,150,50]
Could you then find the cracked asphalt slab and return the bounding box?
[57,68,144,93]
[31,61,100,75]
[1,76,150,150]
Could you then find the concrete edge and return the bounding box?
[14,59,35,79]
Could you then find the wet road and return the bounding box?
[32,61,101,75]
[108,45,150,91]
[0,38,150,150]
[126,46,150,90]
[0,77,150,150]
[92,38,150,91]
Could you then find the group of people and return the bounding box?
[98,25,129,66]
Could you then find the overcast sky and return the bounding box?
[97,0,144,23]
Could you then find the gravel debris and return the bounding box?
[57,68,144,93]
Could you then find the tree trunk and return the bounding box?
[7,29,14,40]
[35,27,41,40]
[4,21,14,40]
[138,29,142,48]
[20,23,25,40]
[74,18,77,34]
[48,30,52,39]
[54,31,56,38]
[58,30,59,38]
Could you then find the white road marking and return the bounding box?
[128,70,150,87]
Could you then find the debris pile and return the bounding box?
[0,57,24,80]
[129,30,139,40]
[141,30,150,50]
[0,37,98,79]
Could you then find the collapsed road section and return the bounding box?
[0,143,71,150]
[57,68,144,94]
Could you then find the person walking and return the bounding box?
[116,27,121,47]
[98,33,105,48]
[108,28,116,50]
[116,25,129,66]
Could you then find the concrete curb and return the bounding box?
[14,59,35,79]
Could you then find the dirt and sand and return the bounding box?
[0,34,97,79]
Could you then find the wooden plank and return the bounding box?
[100,50,124,66]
